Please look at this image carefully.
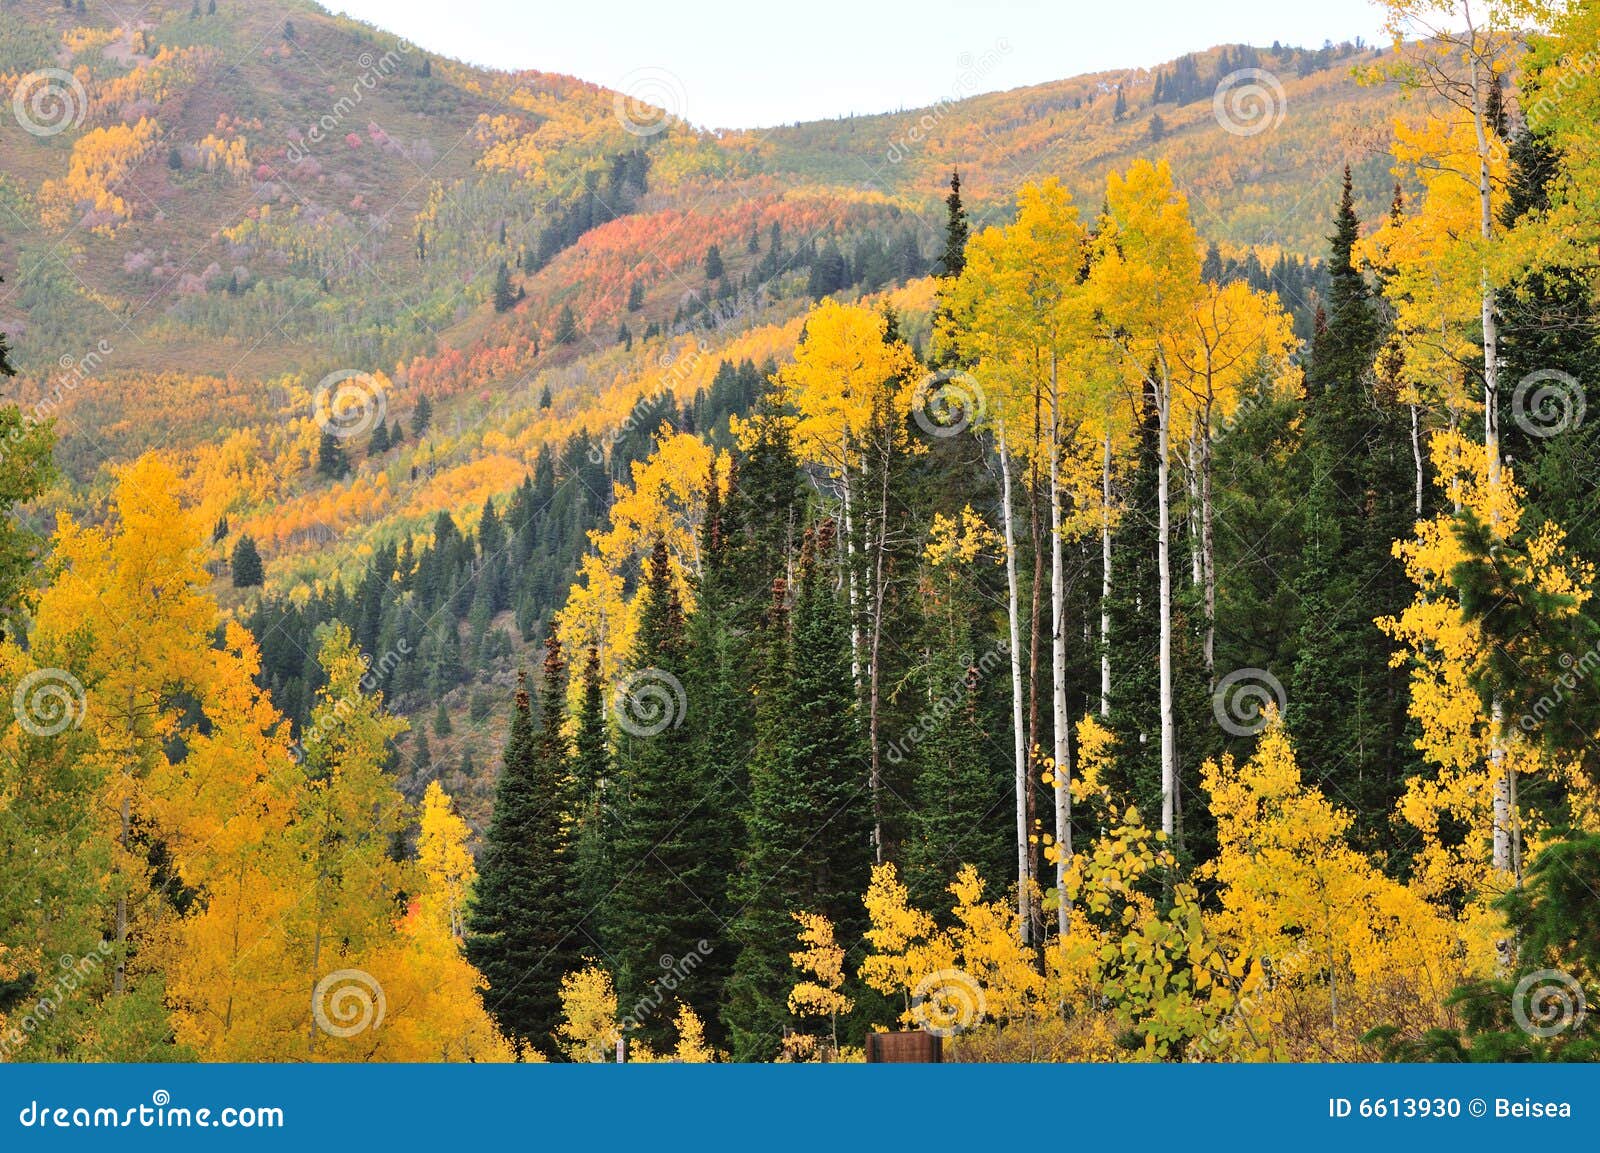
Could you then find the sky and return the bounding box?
[327,0,1390,130]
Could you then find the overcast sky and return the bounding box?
[328,0,1389,129]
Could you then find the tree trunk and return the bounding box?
[1048,355,1071,939]
[867,460,890,864]
[1410,403,1424,519]
[1156,374,1177,839]
[1101,428,1113,718]
[113,795,129,996]
[1200,399,1217,685]
[1470,54,1513,882]
[998,429,1032,946]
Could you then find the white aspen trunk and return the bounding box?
[841,453,861,685]
[1186,429,1203,589]
[998,428,1032,946]
[1156,374,1177,839]
[1048,356,1070,939]
[1410,403,1425,519]
[1200,397,1217,685]
[1100,427,1113,717]
[1469,50,1512,880]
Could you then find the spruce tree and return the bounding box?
[1285,168,1419,856]
[724,525,872,1060]
[605,540,728,1049]
[411,394,433,439]
[570,646,614,939]
[492,261,516,312]
[315,430,349,479]
[938,169,969,279]
[465,645,581,1059]
[231,534,264,588]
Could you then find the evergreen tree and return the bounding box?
[411,394,433,439]
[465,647,581,1059]
[492,261,516,313]
[938,170,969,279]
[1285,167,1419,855]
[704,244,725,281]
[231,534,264,588]
[605,541,728,1049]
[724,525,872,1060]
[627,280,645,312]
[368,420,390,456]
[570,646,613,940]
[315,430,349,480]
[554,305,579,345]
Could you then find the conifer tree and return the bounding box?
[724,526,872,1060]
[230,534,264,588]
[1286,167,1418,853]
[465,645,580,1059]
[315,430,349,479]
[606,540,727,1049]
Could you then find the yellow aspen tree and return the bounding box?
[1171,279,1299,679]
[937,273,1039,942]
[787,912,854,1058]
[1370,0,1550,879]
[774,299,920,856]
[1200,713,1468,1058]
[1089,159,1206,840]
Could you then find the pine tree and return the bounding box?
[465,647,581,1059]
[938,170,969,279]
[368,420,390,456]
[315,430,349,480]
[1285,168,1419,855]
[570,646,613,937]
[492,261,516,313]
[704,244,725,281]
[554,305,579,345]
[230,534,264,588]
[627,280,645,312]
[411,394,433,439]
[605,541,728,1049]
[724,526,872,1060]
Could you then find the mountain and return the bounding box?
[0,0,1404,819]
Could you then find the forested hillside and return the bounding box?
[1,0,1598,1064]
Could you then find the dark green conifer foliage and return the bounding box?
[230,534,264,588]
[1285,167,1419,855]
[465,645,581,1059]
[606,540,728,1049]
[724,526,872,1061]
